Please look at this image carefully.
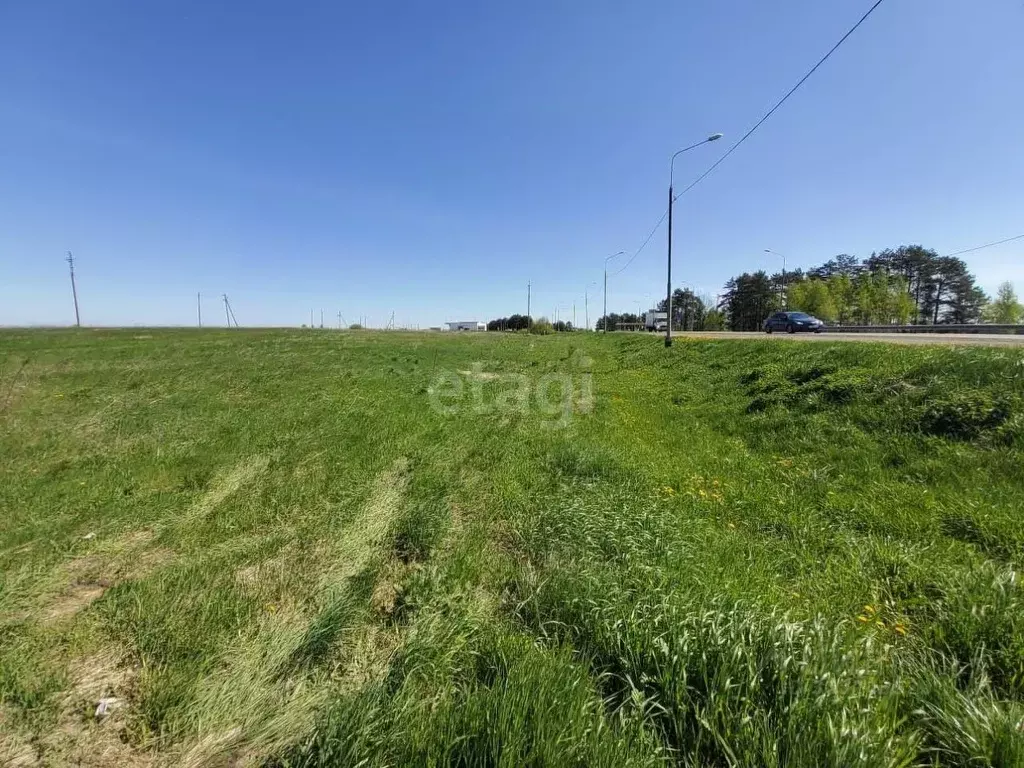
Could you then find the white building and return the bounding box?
[447,321,486,332]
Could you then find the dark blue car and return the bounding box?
[763,311,824,334]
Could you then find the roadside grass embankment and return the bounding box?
[1,329,1022,766]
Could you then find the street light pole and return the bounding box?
[764,249,787,307]
[603,251,625,333]
[665,133,722,347]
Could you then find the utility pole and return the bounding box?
[337,311,342,329]
[310,309,314,328]
[603,268,607,333]
[221,294,238,327]
[665,133,723,348]
[666,180,674,347]
[527,282,531,326]
[197,292,202,327]
[603,251,624,333]
[585,289,589,331]
[66,251,81,327]
[573,303,576,329]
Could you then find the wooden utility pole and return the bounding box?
[66,251,81,327]
[527,281,531,326]
[222,294,239,327]
[197,293,202,327]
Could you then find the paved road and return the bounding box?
[673,331,1024,347]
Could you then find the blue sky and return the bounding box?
[1,0,1022,328]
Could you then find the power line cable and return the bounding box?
[612,0,888,279]
[943,233,1024,258]
[611,209,668,276]
[675,0,888,200]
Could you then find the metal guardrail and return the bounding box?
[825,324,1024,335]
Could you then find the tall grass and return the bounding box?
[1,329,1023,765]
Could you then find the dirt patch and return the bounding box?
[25,648,156,768]
[67,649,134,703]
[44,583,109,623]
[40,529,175,624]
[0,706,37,767]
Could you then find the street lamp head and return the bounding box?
[708,133,724,142]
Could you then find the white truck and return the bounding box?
[644,310,667,332]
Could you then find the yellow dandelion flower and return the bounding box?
[893,625,907,636]
[856,615,870,623]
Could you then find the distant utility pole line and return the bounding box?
[320,309,324,329]
[197,292,202,327]
[66,251,81,327]
[223,294,239,327]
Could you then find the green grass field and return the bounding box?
[2,328,1023,766]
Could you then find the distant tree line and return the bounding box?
[486,314,532,331]
[593,312,640,332]
[596,289,726,332]
[486,315,574,332]
[484,246,1021,334]
[720,245,1011,331]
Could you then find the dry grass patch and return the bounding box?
[317,457,410,589]
[39,528,175,625]
[190,456,270,520]
[173,607,332,768]
[18,647,157,768]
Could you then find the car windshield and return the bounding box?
[787,312,812,320]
